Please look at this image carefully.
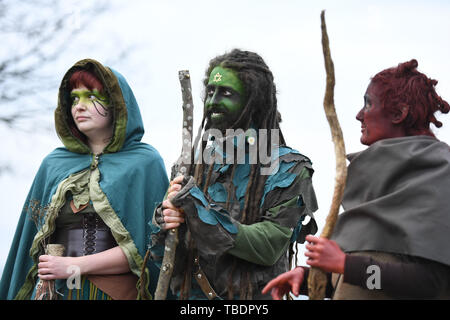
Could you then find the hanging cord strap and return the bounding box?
[192,249,220,300]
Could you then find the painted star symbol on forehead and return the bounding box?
[213,72,222,82]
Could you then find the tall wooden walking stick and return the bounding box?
[153,70,194,300]
[307,11,347,300]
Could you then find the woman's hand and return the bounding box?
[304,235,346,274]
[261,267,305,300]
[161,175,185,230]
[38,255,77,280]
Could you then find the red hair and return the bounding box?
[371,59,450,137]
[69,70,104,92]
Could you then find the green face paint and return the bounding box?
[70,86,113,138]
[207,66,245,96]
[205,66,246,131]
[70,88,109,109]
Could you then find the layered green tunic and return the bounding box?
[0,59,168,300]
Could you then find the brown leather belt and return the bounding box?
[192,253,220,300]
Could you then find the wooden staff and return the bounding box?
[307,11,347,300]
[34,244,65,300]
[154,70,194,300]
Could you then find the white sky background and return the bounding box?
[1,0,450,278]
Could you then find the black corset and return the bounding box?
[50,199,117,257]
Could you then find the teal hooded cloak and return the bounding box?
[0,59,169,299]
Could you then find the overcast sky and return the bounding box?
[1,0,450,276]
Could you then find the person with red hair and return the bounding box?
[263,59,450,299]
[0,59,168,300]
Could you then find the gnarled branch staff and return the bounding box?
[154,70,194,300]
[307,10,347,300]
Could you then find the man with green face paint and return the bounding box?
[204,66,246,132]
[149,49,318,300]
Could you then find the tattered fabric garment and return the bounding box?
[150,139,318,299]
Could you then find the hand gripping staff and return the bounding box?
[154,70,194,300]
[307,11,348,300]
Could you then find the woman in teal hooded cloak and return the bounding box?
[0,59,169,300]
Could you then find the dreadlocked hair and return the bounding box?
[202,49,287,224]
[179,49,289,299]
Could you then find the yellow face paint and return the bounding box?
[70,88,109,108]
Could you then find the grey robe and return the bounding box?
[332,135,450,267]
